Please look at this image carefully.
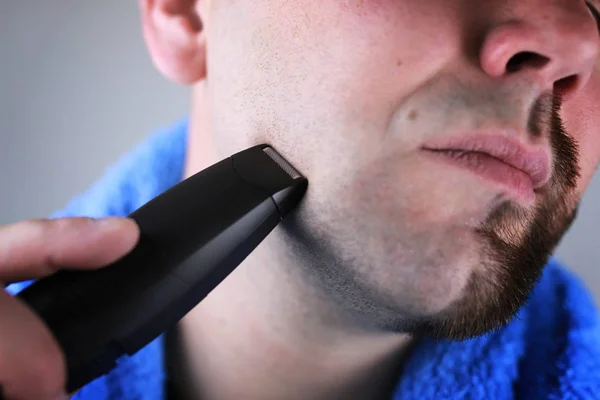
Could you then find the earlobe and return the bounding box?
[139,0,207,84]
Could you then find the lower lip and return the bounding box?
[422,149,535,204]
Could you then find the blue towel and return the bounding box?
[6,118,600,399]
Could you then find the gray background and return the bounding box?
[1,2,598,302]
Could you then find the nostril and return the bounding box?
[554,75,579,97]
[506,51,550,73]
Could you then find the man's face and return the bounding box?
[199,0,600,339]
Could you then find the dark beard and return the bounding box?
[414,93,581,341]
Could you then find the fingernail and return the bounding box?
[95,217,131,230]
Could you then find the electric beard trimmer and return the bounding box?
[17,144,308,392]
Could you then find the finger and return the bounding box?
[0,217,139,284]
[0,289,67,400]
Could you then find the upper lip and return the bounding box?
[421,134,552,189]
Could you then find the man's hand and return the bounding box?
[0,217,139,400]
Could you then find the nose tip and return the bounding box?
[480,18,600,101]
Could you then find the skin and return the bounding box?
[137,0,600,399]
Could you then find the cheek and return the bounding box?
[561,65,600,195]
[209,0,461,123]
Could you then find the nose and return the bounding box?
[479,3,600,101]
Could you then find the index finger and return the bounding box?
[0,217,140,284]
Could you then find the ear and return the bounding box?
[139,0,207,84]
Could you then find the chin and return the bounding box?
[283,151,578,339]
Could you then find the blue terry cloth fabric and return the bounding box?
[6,118,600,399]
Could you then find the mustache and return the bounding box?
[548,93,580,189]
[527,91,554,139]
[527,91,580,189]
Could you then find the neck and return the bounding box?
[172,84,412,400]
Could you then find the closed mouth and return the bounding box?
[421,134,552,204]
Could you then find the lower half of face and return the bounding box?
[205,0,593,340]
[284,125,579,340]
